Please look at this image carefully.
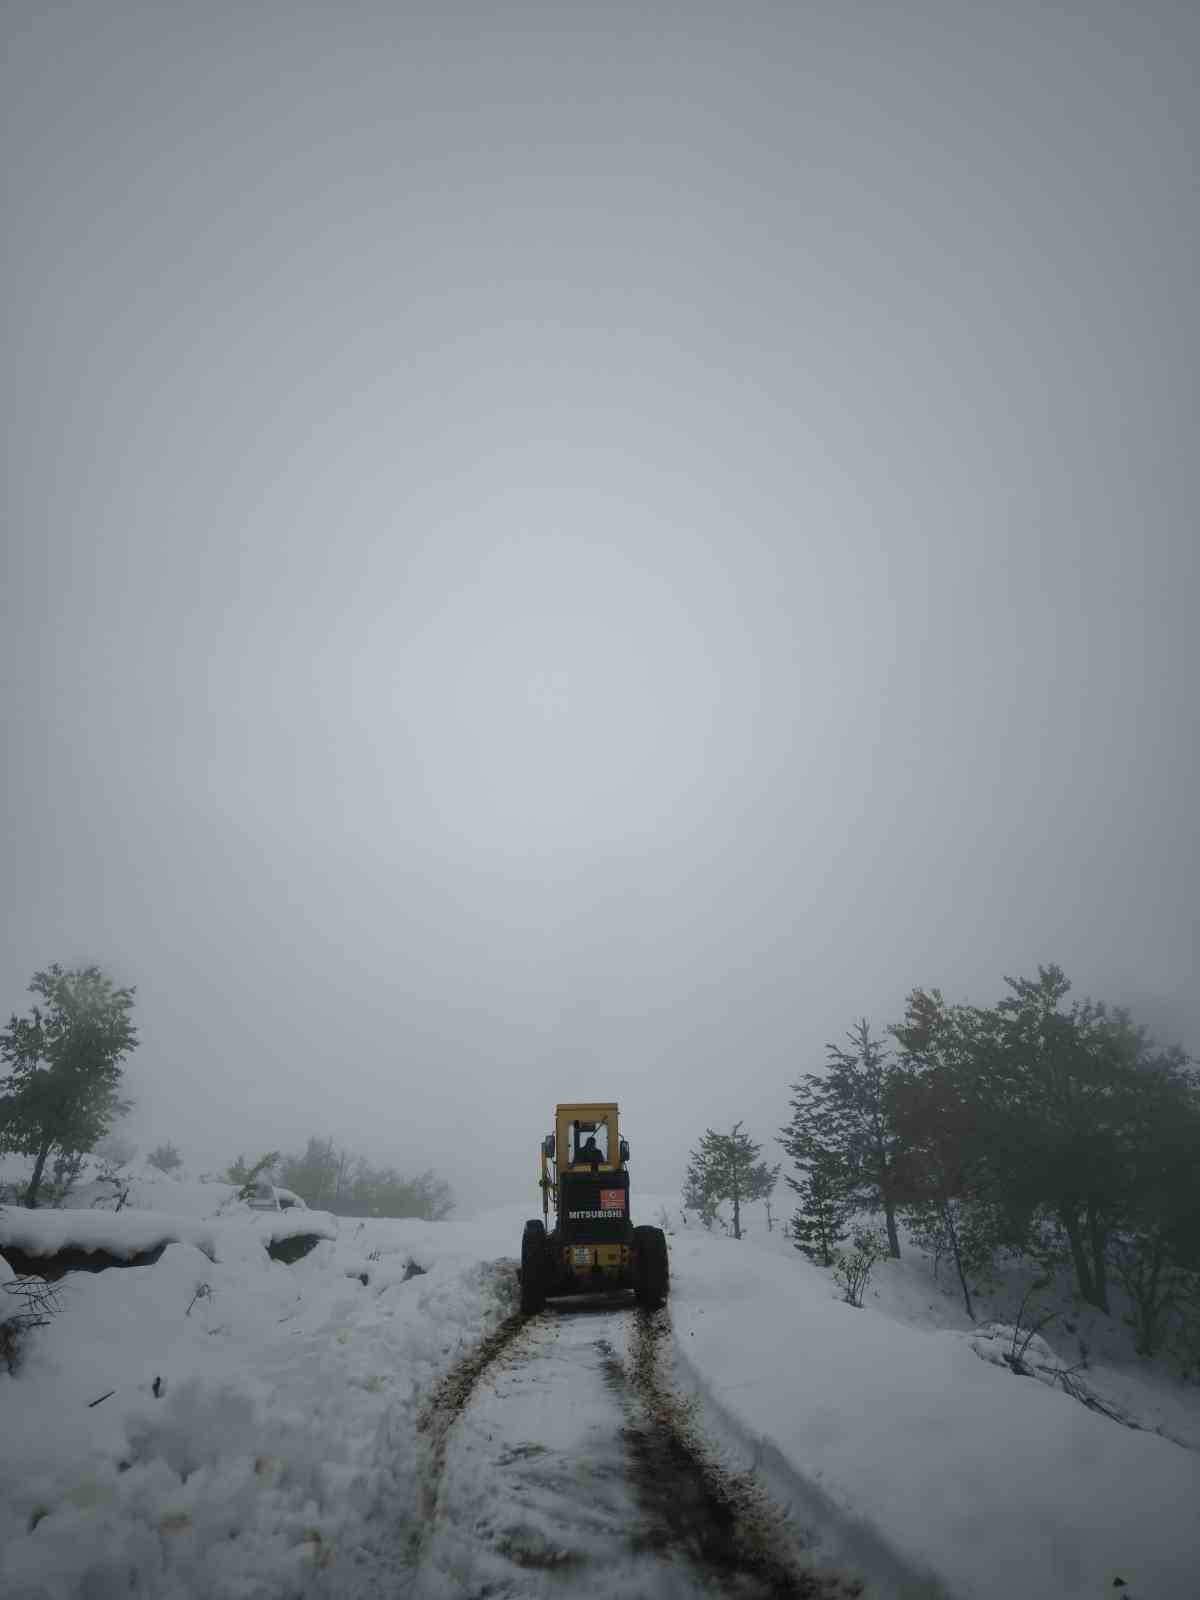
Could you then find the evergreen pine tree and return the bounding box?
[683,1122,779,1240]
[968,966,1162,1312]
[780,1020,905,1257]
[788,1145,851,1266]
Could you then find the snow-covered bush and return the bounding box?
[145,1142,183,1174]
[832,1228,886,1307]
[0,1261,61,1374]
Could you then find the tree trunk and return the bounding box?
[1133,1242,1164,1355]
[820,1210,834,1267]
[876,1147,901,1257]
[883,1195,901,1259]
[1084,1200,1110,1313]
[23,1141,52,1208]
[730,1123,743,1240]
[1060,1204,1097,1304]
[943,1202,974,1320]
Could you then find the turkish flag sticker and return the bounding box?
[600,1189,624,1211]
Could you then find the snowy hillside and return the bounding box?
[2,1184,1198,1598]
[662,1215,1200,1599]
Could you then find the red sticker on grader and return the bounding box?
[599,1189,624,1211]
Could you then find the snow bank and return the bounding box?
[667,1229,1200,1600]
[0,1208,522,1599]
[0,1205,337,1264]
[0,1155,247,1220]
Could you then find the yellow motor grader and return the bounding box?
[519,1102,669,1314]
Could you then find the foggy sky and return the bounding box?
[4,0,1197,1214]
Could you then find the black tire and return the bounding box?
[520,1219,548,1315]
[632,1224,669,1309]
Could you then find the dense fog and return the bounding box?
[4,0,1196,1214]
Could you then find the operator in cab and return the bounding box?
[576,1134,604,1166]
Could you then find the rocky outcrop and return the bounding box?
[266,1233,324,1264]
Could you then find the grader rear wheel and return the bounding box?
[632,1224,669,1309]
[520,1219,548,1314]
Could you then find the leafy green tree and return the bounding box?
[1106,1051,1200,1354]
[0,966,137,1208]
[886,1059,995,1320]
[886,991,1004,1317]
[982,967,1122,1308]
[892,969,1198,1322]
[683,1122,779,1240]
[780,1020,905,1257]
[965,966,1184,1313]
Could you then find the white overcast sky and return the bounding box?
[3,0,1197,1214]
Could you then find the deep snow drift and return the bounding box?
[2,1176,1198,1598]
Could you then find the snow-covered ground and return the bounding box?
[665,1221,1200,1600]
[1,1171,522,1599]
[3,1176,1199,1598]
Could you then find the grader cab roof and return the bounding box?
[554,1103,620,1165]
[540,1104,629,1222]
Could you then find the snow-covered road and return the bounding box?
[7,1192,1199,1599]
[413,1297,854,1599]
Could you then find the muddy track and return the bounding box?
[415,1307,530,1519]
[621,1308,862,1598]
[414,1295,862,1597]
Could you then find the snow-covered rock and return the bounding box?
[0,1205,336,1268]
[968,1318,1060,1370]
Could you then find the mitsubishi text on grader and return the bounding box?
[519,1103,669,1314]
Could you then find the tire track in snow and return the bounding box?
[415,1307,531,1520]
[412,1297,862,1598]
[620,1308,861,1597]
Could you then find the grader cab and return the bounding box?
[519,1102,669,1314]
